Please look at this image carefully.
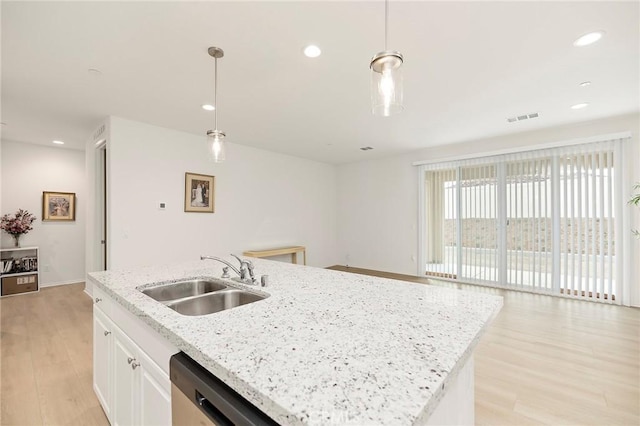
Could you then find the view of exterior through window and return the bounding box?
[422,139,624,303]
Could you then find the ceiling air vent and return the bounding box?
[507,112,540,123]
[93,124,106,141]
[360,146,374,151]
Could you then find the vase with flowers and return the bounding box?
[0,209,36,248]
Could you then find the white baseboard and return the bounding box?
[40,279,85,288]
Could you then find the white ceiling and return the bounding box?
[2,1,639,164]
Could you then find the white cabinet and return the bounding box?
[112,325,171,426]
[92,288,175,426]
[93,306,113,419]
[139,349,171,426]
[113,327,138,426]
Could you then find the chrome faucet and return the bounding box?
[230,254,257,284]
[201,254,257,285]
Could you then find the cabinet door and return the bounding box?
[93,307,113,421]
[112,328,140,426]
[139,350,172,426]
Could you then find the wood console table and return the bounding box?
[243,246,306,265]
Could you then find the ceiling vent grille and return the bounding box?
[360,146,374,151]
[93,124,106,141]
[507,112,539,123]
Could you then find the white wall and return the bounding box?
[337,113,640,306]
[94,116,338,271]
[1,140,86,286]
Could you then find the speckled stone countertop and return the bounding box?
[88,257,502,425]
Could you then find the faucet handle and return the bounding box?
[230,253,253,270]
[230,254,249,279]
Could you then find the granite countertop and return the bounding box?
[88,257,503,425]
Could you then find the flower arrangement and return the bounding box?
[0,209,36,247]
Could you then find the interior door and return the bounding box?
[95,143,107,271]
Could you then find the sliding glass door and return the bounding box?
[420,138,624,303]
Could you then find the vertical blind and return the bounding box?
[505,157,552,290]
[420,137,626,303]
[424,169,458,278]
[459,165,498,283]
[558,150,617,300]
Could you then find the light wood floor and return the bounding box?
[0,283,108,426]
[2,275,639,425]
[330,266,640,425]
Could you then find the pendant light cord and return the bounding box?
[214,57,218,131]
[384,0,389,51]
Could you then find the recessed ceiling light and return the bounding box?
[303,45,322,58]
[573,31,605,47]
[202,104,215,111]
[52,140,65,145]
[579,81,592,87]
[571,103,589,110]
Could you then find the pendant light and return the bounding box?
[370,0,404,116]
[207,46,227,162]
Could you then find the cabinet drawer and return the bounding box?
[93,285,113,316]
[1,274,38,296]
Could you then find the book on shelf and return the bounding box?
[0,257,37,274]
[1,260,14,274]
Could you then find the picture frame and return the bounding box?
[184,172,215,213]
[42,191,76,221]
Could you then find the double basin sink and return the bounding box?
[140,279,267,316]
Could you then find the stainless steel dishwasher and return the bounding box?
[170,352,279,426]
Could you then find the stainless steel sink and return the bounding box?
[139,279,267,316]
[165,289,267,316]
[141,279,228,302]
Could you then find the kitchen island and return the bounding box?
[88,257,502,425]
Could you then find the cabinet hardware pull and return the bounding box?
[127,357,136,365]
[131,361,140,370]
[104,331,111,336]
[95,297,102,303]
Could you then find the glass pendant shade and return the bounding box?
[370,51,404,116]
[207,130,226,163]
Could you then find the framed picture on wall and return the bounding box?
[42,191,76,221]
[184,172,215,213]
